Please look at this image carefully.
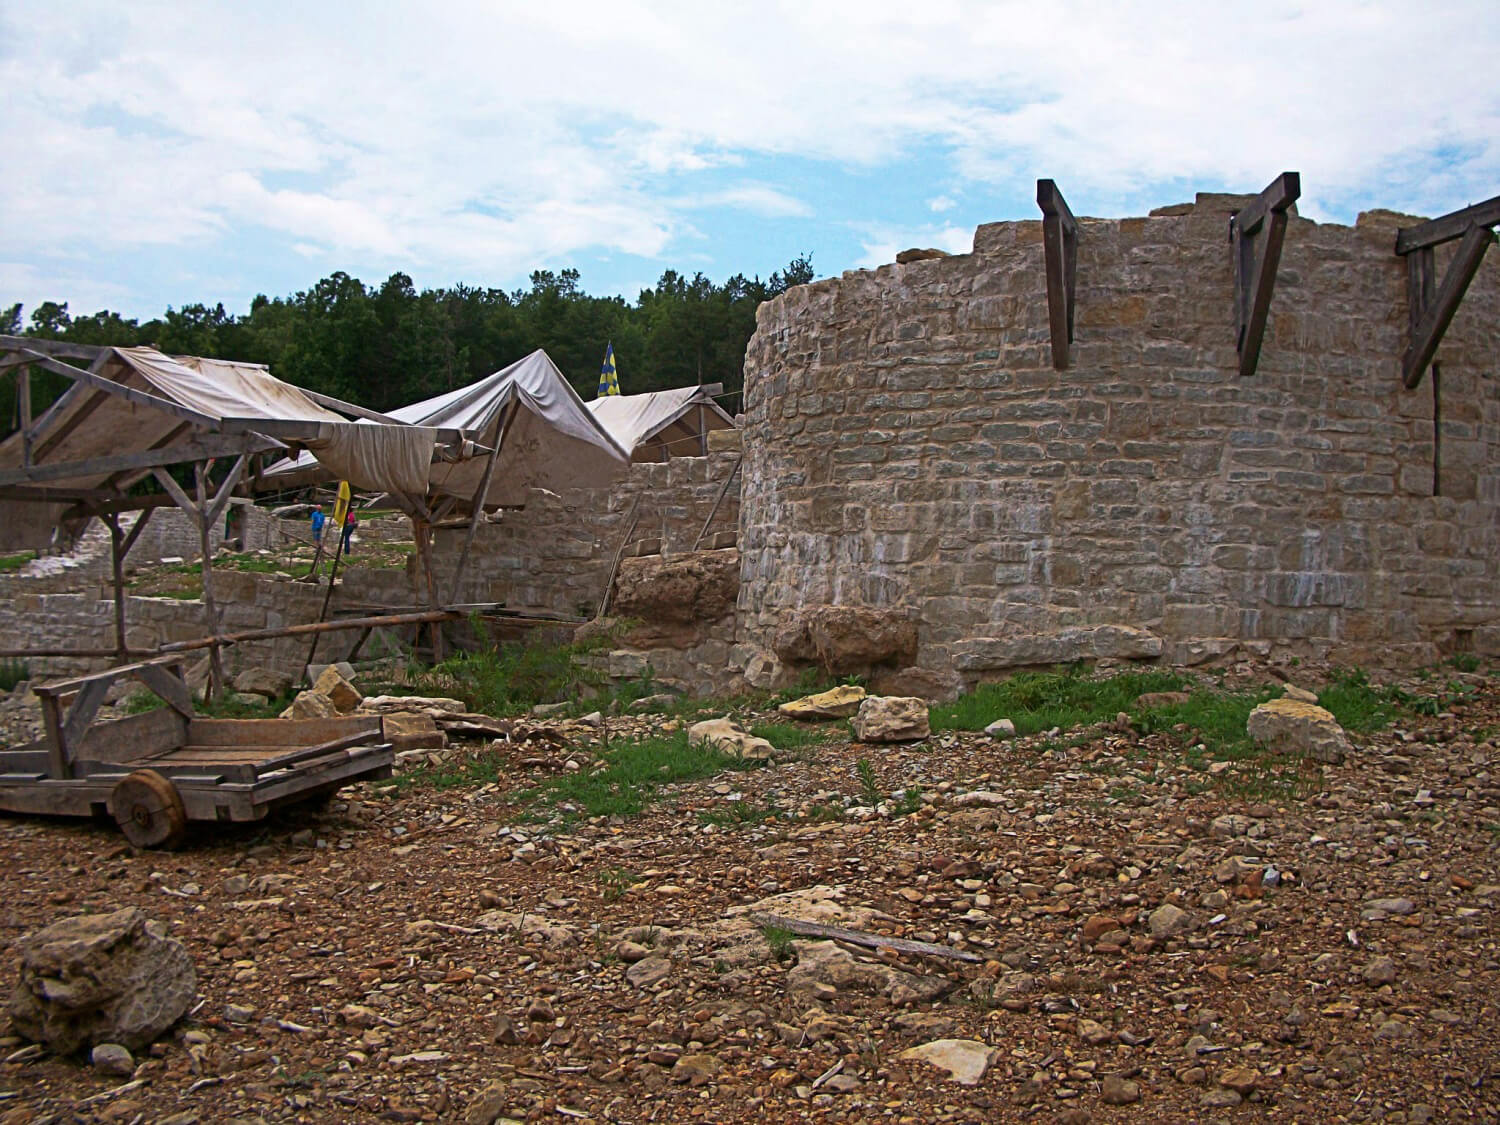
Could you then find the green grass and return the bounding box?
[596,866,636,901]
[699,799,781,828]
[748,722,830,752]
[417,638,608,716]
[761,924,795,961]
[529,728,761,820]
[1450,653,1482,674]
[932,668,1191,734]
[0,551,35,572]
[856,758,881,805]
[1317,667,1403,733]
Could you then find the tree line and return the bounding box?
[1,255,813,428]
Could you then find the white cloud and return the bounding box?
[1,0,1496,313]
[852,223,976,270]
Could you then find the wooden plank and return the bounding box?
[1232,172,1301,378]
[1231,171,1301,238]
[74,707,186,765]
[119,505,157,558]
[135,663,195,719]
[61,679,112,753]
[1402,224,1494,388]
[187,716,381,746]
[39,695,69,780]
[18,363,32,467]
[1036,179,1078,369]
[1395,193,1500,254]
[0,431,283,489]
[0,334,104,361]
[105,512,129,662]
[159,609,461,653]
[34,655,187,698]
[748,912,983,963]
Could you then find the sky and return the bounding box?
[2,0,1497,322]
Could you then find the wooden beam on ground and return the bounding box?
[748,912,983,963]
[1231,172,1301,377]
[1395,193,1500,254]
[1,432,282,489]
[1401,223,1495,389]
[1036,178,1079,369]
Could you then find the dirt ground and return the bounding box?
[2,665,1499,1124]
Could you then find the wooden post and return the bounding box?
[104,512,130,664]
[1229,172,1300,378]
[302,504,351,680]
[18,365,32,467]
[193,463,225,703]
[1036,179,1079,370]
[446,404,511,605]
[413,519,445,662]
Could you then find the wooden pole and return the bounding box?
[193,463,225,703]
[446,403,511,604]
[18,364,32,467]
[692,455,742,550]
[301,507,350,680]
[162,608,460,654]
[413,519,445,662]
[104,512,130,663]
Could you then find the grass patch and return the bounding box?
[856,758,881,805]
[748,722,829,752]
[531,728,759,820]
[596,866,636,901]
[418,638,608,716]
[1317,668,1402,733]
[762,924,795,961]
[0,551,35,572]
[933,667,1191,734]
[699,799,781,828]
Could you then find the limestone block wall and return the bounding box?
[739,196,1500,676]
[430,452,742,618]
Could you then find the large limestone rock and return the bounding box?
[232,667,291,700]
[851,696,930,743]
[777,684,866,720]
[8,907,196,1054]
[360,695,466,716]
[280,690,339,720]
[1246,697,1351,763]
[383,712,447,752]
[788,941,950,1006]
[312,665,362,713]
[610,550,739,647]
[688,717,774,762]
[898,1039,997,1086]
[773,606,918,672]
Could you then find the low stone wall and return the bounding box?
[430,452,741,619]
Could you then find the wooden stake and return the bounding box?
[194,463,225,703]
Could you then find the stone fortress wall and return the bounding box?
[736,195,1500,682]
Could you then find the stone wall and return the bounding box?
[429,452,742,618]
[739,196,1500,679]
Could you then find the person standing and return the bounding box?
[342,507,358,555]
[310,504,326,546]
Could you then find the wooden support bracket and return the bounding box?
[1230,172,1301,377]
[1397,216,1496,389]
[1036,179,1078,369]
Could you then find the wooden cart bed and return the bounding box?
[0,657,393,845]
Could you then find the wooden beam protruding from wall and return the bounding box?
[1396,200,1497,389]
[1230,172,1301,377]
[1036,179,1079,369]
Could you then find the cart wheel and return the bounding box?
[111,770,188,849]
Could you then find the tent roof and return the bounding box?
[259,349,629,513]
[585,386,735,457]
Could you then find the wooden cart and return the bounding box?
[0,656,393,847]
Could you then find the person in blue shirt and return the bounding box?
[310,504,326,545]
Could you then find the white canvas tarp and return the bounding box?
[585,386,735,460]
[259,349,629,512]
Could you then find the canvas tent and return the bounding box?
[0,336,466,689]
[585,385,736,462]
[259,348,629,514]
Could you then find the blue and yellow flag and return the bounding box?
[598,342,620,397]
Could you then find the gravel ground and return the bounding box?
[1,665,1498,1124]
